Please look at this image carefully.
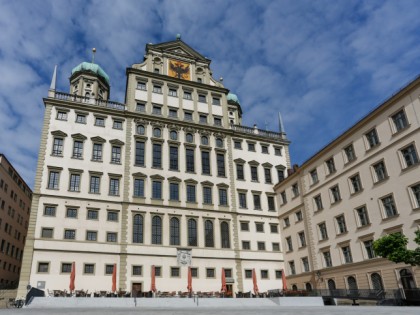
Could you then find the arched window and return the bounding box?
[347,276,358,291]
[201,136,209,145]
[188,219,197,246]
[216,138,223,148]
[221,221,230,248]
[400,269,416,290]
[170,130,178,141]
[305,283,312,291]
[327,279,336,290]
[170,217,180,246]
[153,128,161,138]
[371,273,384,291]
[292,284,298,291]
[137,125,145,135]
[186,133,193,143]
[152,216,162,245]
[133,214,143,243]
[85,92,91,98]
[204,220,214,247]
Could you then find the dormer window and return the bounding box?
[154,68,160,74]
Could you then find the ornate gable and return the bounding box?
[146,39,210,64]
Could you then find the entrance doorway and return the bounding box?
[132,283,142,297]
[226,284,233,298]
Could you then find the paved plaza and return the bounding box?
[1,306,420,315]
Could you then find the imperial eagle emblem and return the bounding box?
[169,60,190,80]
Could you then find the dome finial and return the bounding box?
[92,48,96,64]
[176,34,181,40]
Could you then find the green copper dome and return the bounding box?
[227,93,240,104]
[71,62,110,85]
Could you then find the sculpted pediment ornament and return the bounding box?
[183,127,197,134]
[134,118,149,125]
[150,121,165,128]
[168,124,181,131]
[198,129,211,136]
[51,130,68,137]
[71,133,87,140]
[213,132,226,139]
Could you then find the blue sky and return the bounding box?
[1,0,420,188]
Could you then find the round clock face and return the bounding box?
[169,59,191,80]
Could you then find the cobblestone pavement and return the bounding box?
[1,306,420,315]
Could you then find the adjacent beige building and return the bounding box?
[275,74,420,293]
[18,38,290,296]
[0,154,32,287]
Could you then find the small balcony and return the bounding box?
[231,124,286,140]
[52,91,126,111]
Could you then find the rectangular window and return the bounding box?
[169,182,179,201]
[107,232,117,242]
[264,168,272,183]
[224,269,232,278]
[152,143,162,168]
[105,264,114,275]
[283,217,290,228]
[69,174,81,192]
[274,147,282,156]
[111,146,121,164]
[64,229,76,240]
[107,211,118,222]
[183,91,192,100]
[302,257,310,272]
[52,138,63,156]
[152,106,162,115]
[275,270,282,279]
[411,184,420,208]
[198,94,206,103]
[373,161,387,182]
[314,195,323,211]
[84,264,95,274]
[47,171,60,189]
[186,148,195,172]
[44,206,56,216]
[251,166,258,181]
[253,194,261,210]
[109,178,120,196]
[171,267,180,277]
[330,185,341,203]
[240,222,249,231]
[342,246,353,263]
[87,209,98,220]
[350,174,362,193]
[270,224,279,233]
[214,117,222,126]
[336,215,347,234]
[212,97,220,105]
[248,143,255,151]
[400,144,419,168]
[41,228,53,238]
[289,261,296,275]
[318,222,328,240]
[272,243,280,251]
[184,111,193,121]
[199,115,207,124]
[219,188,228,206]
[238,192,247,208]
[366,128,380,148]
[201,151,211,175]
[90,176,100,194]
[242,241,250,250]
[169,146,179,170]
[61,263,72,273]
[56,111,67,120]
[236,164,244,180]
[168,88,177,97]
[203,187,212,204]
[95,117,105,127]
[267,196,275,211]
[310,169,318,184]
[191,267,198,278]
[261,145,269,154]
[92,143,103,161]
[135,141,145,166]
[72,140,83,159]
[281,191,287,204]
[137,82,146,90]
[381,195,398,218]
[392,109,408,132]
[113,120,123,130]
[292,183,299,197]
[132,265,142,276]
[152,181,162,199]
[187,185,196,203]
[136,102,145,112]
[325,158,336,174]
[169,108,178,118]
[38,262,49,273]
[323,251,332,267]
[255,222,264,232]
[295,210,303,222]
[257,242,266,251]
[217,154,225,176]
[344,144,356,163]
[356,206,370,226]
[206,268,215,278]
[66,208,77,218]
[152,85,162,94]
[298,231,306,247]
[134,178,144,197]
[86,231,97,241]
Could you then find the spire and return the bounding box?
[278,112,285,134]
[48,65,57,97]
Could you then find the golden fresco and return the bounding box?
[168,59,191,80]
